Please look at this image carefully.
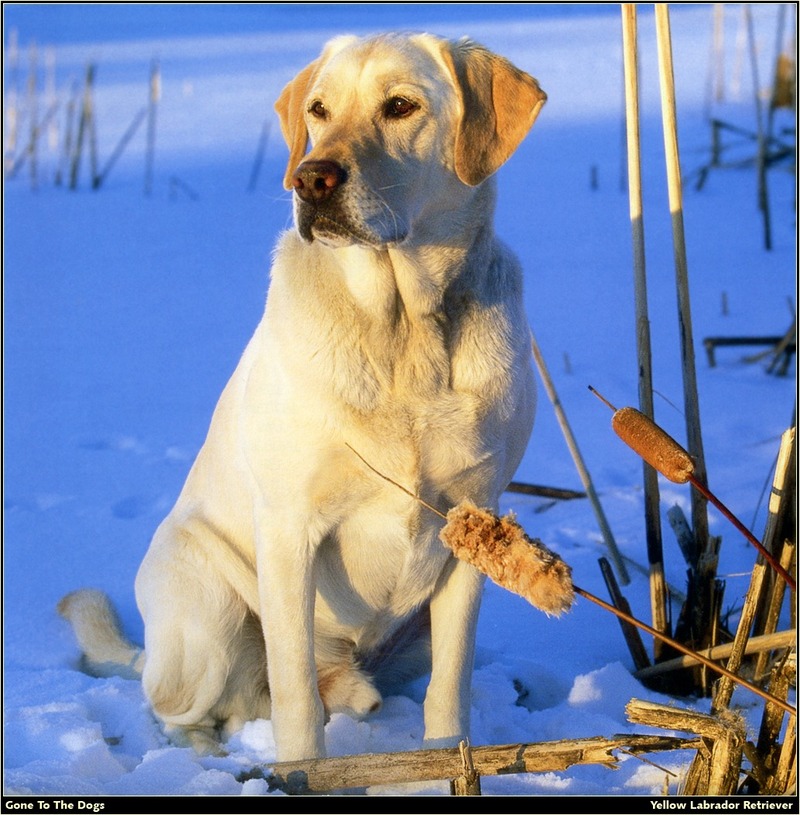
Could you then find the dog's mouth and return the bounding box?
[300,213,374,246]
[295,202,407,248]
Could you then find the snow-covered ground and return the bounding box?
[3,2,796,805]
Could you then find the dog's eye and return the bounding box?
[309,100,328,119]
[384,97,418,119]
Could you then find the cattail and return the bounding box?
[611,406,695,483]
[589,387,795,591]
[345,444,574,615]
[589,387,695,484]
[440,501,574,616]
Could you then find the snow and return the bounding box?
[3,1,796,806]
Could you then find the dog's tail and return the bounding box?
[57,588,145,680]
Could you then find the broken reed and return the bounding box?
[259,732,702,794]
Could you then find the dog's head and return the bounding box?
[275,33,546,248]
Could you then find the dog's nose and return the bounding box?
[291,160,347,203]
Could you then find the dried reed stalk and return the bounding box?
[95,107,147,189]
[599,556,650,672]
[70,63,96,190]
[751,654,796,794]
[530,331,629,584]
[144,59,159,196]
[621,4,668,652]
[754,427,797,678]
[655,3,711,554]
[635,629,795,680]
[27,43,39,190]
[450,739,481,796]
[744,3,772,250]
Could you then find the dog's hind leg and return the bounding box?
[159,617,272,754]
[135,537,270,753]
[139,594,271,752]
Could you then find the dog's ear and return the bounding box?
[442,39,546,187]
[274,59,322,191]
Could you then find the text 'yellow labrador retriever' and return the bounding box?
[59,32,545,762]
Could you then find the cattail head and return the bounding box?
[589,387,695,484]
[611,406,695,483]
[440,501,574,617]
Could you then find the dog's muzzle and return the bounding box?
[292,160,353,244]
[291,159,405,247]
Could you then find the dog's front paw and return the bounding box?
[319,666,382,718]
[422,734,463,750]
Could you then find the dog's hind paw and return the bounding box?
[165,724,226,756]
[318,667,382,719]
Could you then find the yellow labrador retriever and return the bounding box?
[58,32,545,762]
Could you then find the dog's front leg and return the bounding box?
[257,519,326,761]
[422,558,485,748]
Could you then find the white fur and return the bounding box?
[59,33,544,762]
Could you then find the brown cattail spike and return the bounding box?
[589,388,795,591]
[611,406,695,484]
[440,501,574,617]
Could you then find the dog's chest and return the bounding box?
[315,492,451,628]
[287,247,512,428]
[334,311,501,473]
[309,397,500,637]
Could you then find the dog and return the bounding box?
[58,32,545,763]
